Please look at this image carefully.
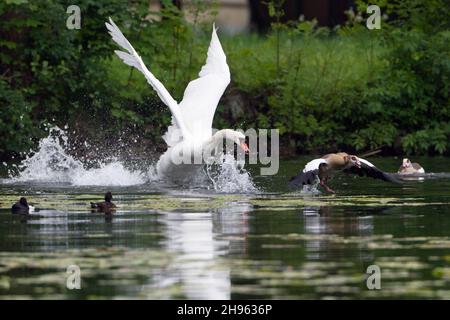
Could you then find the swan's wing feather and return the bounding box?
[199,24,230,78]
[106,18,189,140]
[178,24,230,138]
[162,117,183,147]
[114,51,141,69]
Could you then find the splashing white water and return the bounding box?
[9,127,146,186]
[71,162,147,186]
[7,126,257,192]
[205,154,258,193]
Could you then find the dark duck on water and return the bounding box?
[11,197,34,214]
[289,152,400,194]
[91,192,117,213]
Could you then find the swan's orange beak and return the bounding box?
[240,142,249,154]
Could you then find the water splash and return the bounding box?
[205,154,258,193]
[301,184,322,195]
[5,126,257,192]
[8,126,146,186]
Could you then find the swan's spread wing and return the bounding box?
[178,25,230,139]
[105,18,189,140]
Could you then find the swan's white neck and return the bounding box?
[196,129,239,157]
[207,129,238,148]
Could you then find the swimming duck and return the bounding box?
[398,158,425,174]
[11,197,34,214]
[289,152,399,194]
[91,192,117,213]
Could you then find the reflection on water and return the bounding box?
[161,212,230,299]
[302,206,376,269]
[1,157,450,299]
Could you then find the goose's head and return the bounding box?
[348,155,361,168]
[402,158,411,169]
[214,129,249,154]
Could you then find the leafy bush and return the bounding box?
[0,0,449,160]
[0,79,40,156]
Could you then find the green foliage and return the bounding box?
[372,28,450,155]
[0,0,134,159]
[225,0,450,156]
[0,79,41,155]
[351,0,450,154]
[0,0,449,160]
[0,0,216,158]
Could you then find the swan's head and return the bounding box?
[216,129,249,154]
[402,158,411,169]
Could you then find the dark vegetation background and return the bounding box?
[0,0,449,162]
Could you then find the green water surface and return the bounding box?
[0,157,449,299]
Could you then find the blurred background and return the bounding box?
[151,0,354,33]
[0,0,449,163]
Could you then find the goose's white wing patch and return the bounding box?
[303,158,327,172]
[358,157,376,168]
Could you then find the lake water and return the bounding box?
[0,156,450,299]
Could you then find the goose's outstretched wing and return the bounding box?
[105,18,190,140]
[344,157,400,183]
[178,24,231,139]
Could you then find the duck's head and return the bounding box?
[19,197,28,207]
[104,192,113,202]
[402,158,411,169]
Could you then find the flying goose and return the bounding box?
[288,152,399,194]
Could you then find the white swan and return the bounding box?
[106,18,248,182]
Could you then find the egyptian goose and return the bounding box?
[398,158,425,174]
[289,152,398,194]
[11,197,34,214]
[91,192,117,213]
